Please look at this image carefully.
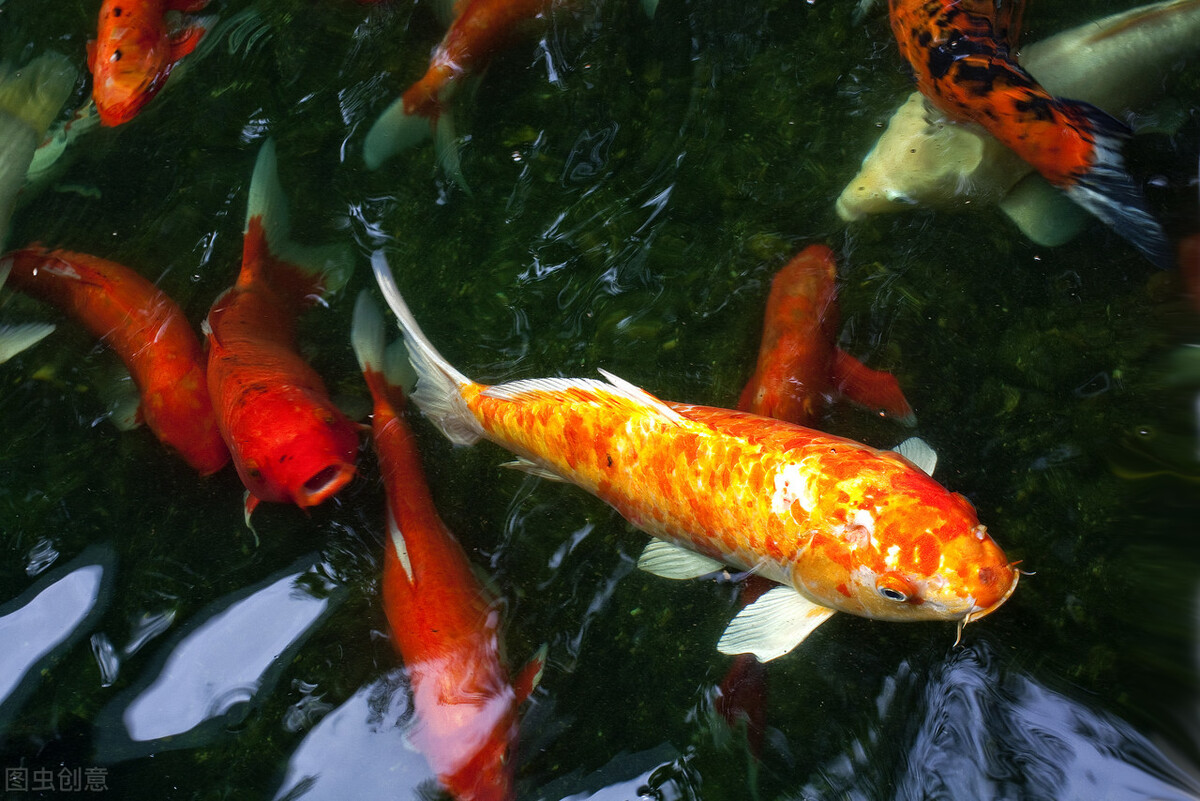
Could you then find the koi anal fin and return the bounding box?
[1062,103,1170,268]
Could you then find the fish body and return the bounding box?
[204,142,357,514]
[2,246,228,473]
[888,0,1169,265]
[363,0,552,181]
[373,253,1018,660]
[738,244,914,427]
[87,0,210,127]
[352,294,541,801]
[840,0,1200,244]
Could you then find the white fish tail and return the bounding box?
[370,250,483,445]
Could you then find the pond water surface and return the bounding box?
[1,1,1199,799]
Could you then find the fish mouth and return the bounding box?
[955,565,1022,644]
[293,463,356,508]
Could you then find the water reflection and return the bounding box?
[0,544,113,731]
[273,671,436,801]
[802,642,1200,801]
[94,556,344,761]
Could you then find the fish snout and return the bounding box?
[964,559,1020,624]
[292,462,357,508]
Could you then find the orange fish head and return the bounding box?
[238,410,360,508]
[89,31,171,126]
[793,482,1019,626]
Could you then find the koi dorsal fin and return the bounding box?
[481,370,686,425]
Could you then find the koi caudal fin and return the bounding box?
[363,95,468,192]
[1061,103,1171,268]
[371,250,483,445]
[0,259,55,363]
[351,289,416,411]
[242,139,353,305]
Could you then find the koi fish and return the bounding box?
[371,252,1019,661]
[714,243,915,751]
[0,52,76,250]
[2,246,229,474]
[888,0,1170,266]
[841,0,1200,247]
[362,0,553,186]
[203,141,358,518]
[352,293,543,801]
[87,0,211,127]
[738,244,914,427]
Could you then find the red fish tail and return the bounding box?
[241,140,353,307]
[1058,102,1170,267]
[832,349,916,426]
[351,290,416,413]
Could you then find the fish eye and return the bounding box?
[110,49,122,63]
[876,573,916,603]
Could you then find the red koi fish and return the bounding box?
[737,244,915,427]
[1,246,229,474]
[352,293,543,801]
[715,243,914,753]
[204,141,358,518]
[363,0,552,184]
[888,0,1169,266]
[373,253,1019,661]
[87,0,211,127]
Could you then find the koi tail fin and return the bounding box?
[1060,104,1171,267]
[243,139,353,304]
[0,52,77,138]
[0,258,56,363]
[0,53,76,249]
[370,250,484,445]
[832,349,916,427]
[351,290,417,411]
[363,94,469,192]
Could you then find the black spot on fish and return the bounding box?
[113,6,122,16]
[607,454,613,468]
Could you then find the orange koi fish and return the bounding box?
[87,0,211,127]
[888,0,1169,266]
[738,244,915,427]
[204,141,358,518]
[1,246,229,474]
[352,293,543,801]
[372,253,1019,661]
[363,0,553,184]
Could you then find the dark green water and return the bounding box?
[2,0,1199,799]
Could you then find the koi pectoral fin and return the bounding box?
[716,586,835,662]
[637,538,726,580]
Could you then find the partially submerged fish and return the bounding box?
[0,52,76,250]
[88,0,212,126]
[848,0,1199,257]
[3,246,229,474]
[204,141,358,518]
[352,292,543,801]
[372,252,1018,661]
[738,244,914,427]
[363,0,554,187]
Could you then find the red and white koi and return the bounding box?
[352,292,543,801]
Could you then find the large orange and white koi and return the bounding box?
[888,0,1170,266]
[372,253,1019,661]
[352,293,542,801]
[203,142,359,518]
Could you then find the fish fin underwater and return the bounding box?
[637,538,726,580]
[242,139,354,305]
[363,94,469,193]
[0,52,77,137]
[716,585,837,662]
[0,259,56,363]
[1056,101,1172,268]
